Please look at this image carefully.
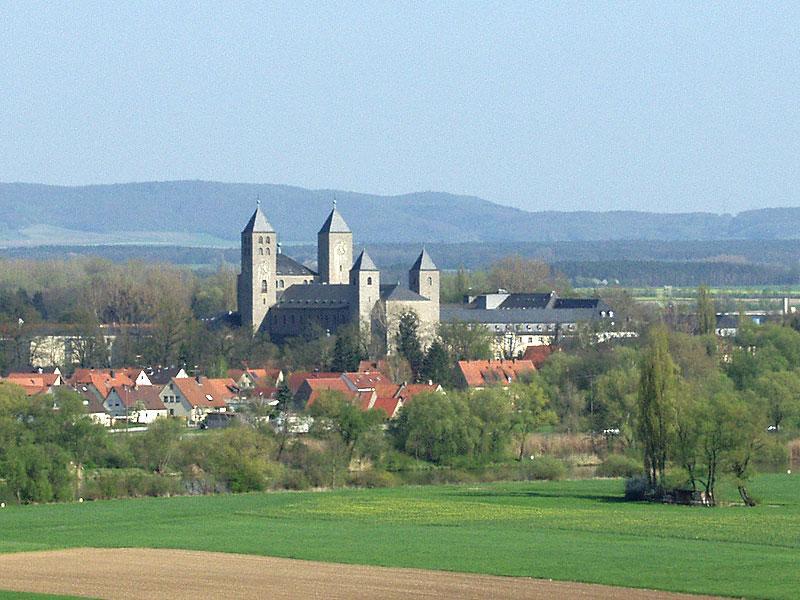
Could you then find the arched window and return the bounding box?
[259,247,263,255]
[367,276,372,285]
[427,276,432,286]
[278,280,284,289]
[266,248,271,255]
[258,236,263,244]
[266,236,270,244]
[261,280,268,293]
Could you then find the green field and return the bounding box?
[1,475,798,599]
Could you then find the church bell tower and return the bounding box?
[318,201,353,285]
[238,200,277,333]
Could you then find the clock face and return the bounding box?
[335,241,347,255]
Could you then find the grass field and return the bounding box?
[1,475,798,599]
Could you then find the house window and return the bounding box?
[261,280,268,292]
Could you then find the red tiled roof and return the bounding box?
[1,377,49,396]
[372,397,402,418]
[109,385,166,410]
[457,360,536,388]
[172,377,236,408]
[288,372,340,395]
[397,383,440,402]
[342,371,391,391]
[522,345,557,367]
[302,377,355,407]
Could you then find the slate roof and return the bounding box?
[318,207,351,234]
[497,293,555,309]
[440,305,602,324]
[380,284,428,302]
[277,254,316,276]
[553,298,606,310]
[351,249,378,271]
[242,206,275,233]
[276,283,352,308]
[410,248,437,271]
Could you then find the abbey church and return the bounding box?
[237,203,440,352]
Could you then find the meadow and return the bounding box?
[1,475,798,599]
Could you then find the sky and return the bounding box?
[2,2,799,214]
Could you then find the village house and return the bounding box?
[158,376,238,424]
[105,385,167,424]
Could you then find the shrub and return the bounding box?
[519,456,566,481]
[348,470,399,489]
[279,469,310,491]
[596,455,641,478]
[624,475,649,501]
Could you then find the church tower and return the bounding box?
[410,248,439,312]
[318,202,353,285]
[238,202,277,333]
[350,249,380,337]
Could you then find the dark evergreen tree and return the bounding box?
[396,311,424,382]
[331,328,362,372]
[421,339,452,387]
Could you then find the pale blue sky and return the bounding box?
[2,2,799,213]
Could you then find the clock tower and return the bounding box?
[238,201,277,333]
[318,201,353,285]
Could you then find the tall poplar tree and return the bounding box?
[637,324,677,493]
[696,285,716,336]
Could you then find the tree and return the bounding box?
[308,391,384,463]
[487,256,569,294]
[754,370,800,430]
[331,327,363,372]
[637,325,678,493]
[421,340,452,386]
[508,379,556,460]
[396,311,424,382]
[438,321,493,361]
[695,285,716,336]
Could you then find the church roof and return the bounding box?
[318,207,351,234]
[275,284,352,309]
[276,254,316,277]
[242,205,275,233]
[410,248,437,271]
[380,284,428,302]
[351,249,378,271]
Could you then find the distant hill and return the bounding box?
[2,181,800,245]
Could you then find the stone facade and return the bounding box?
[237,203,440,352]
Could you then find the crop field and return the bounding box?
[0,475,798,599]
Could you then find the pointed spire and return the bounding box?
[351,249,378,271]
[319,201,351,234]
[410,248,437,271]
[242,201,274,233]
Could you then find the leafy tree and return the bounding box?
[487,256,569,294]
[508,379,556,460]
[437,320,493,361]
[391,391,478,464]
[308,391,384,463]
[637,324,677,492]
[754,370,800,430]
[695,285,716,336]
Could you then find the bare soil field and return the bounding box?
[0,548,719,600]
